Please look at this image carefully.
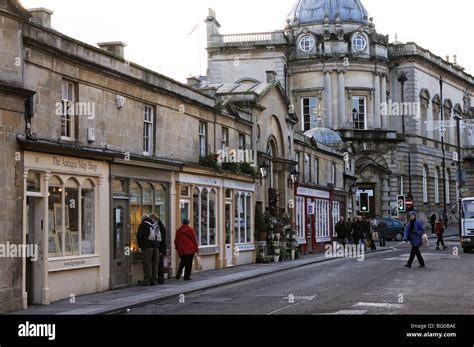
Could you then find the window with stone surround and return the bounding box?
[301,97,320,131]
[143,105,154,156]
[60,80,76,140]
[352,96,367,130]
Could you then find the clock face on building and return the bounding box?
[299,35,315,52]
[352,34,367,51]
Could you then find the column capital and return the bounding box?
[337,69,347,74]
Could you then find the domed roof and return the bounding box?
[304,127,343,146]
[287,0,369,26]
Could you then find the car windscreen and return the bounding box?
[463,200,474,219]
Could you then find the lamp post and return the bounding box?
[398,71,413,203]
[440,77,448,216]
[455,110,463,237]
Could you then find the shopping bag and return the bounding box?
[163,255,171,270]
[194,255,203,271]
[422,233,429,248]
[372,232,379,241]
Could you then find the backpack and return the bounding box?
[145,221,162,242]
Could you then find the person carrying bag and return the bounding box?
[174,219,199,281]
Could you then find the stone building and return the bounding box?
[203,0,474,224]
[0,0,258,312]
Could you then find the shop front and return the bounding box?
[110,163,174,288]
[22,151,109,305]
[295,185,333,254]
[175,172,255,274]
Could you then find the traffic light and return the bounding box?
[360,192,370,213]
[397,195,406,212]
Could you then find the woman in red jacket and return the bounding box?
[435,219,448,250]
[174,219,199,281]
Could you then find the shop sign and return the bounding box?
[52,156,98,173]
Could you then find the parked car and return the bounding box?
[372,217,406,241]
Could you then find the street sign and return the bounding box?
[405,199,414,209]
[307,202,315,215]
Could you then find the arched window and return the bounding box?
[65,178,80,256]
[432,95,441,141]
[419,89,430,138]
[48,176,63,257]
[130,182,142,252]
[444,99,453,144]
[434,167,440,204]
[422,166,428,203]
[267,140,277,189]
[81,179,95,255]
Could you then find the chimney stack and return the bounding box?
[97,42,127,59]
[28,8,53,28]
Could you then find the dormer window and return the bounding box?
[352,34,367,51]
[299,35,315,53]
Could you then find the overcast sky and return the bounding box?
[19,0,474,83]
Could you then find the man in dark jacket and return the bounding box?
[137,215,161,286]
[351,216,363,247]
[335,216,347,245]
[174,219,199,281]
[150,215,167,285]
[403,211,425,268]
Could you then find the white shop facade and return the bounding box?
[22,151,109,306]
[174,171,256,273]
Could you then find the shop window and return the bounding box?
[81,179,95,255]
[27,171,41,193]
[154,184,166,225]
[142,183,154,216]
[65,178,80,256]
[234,192,253,244]
[130,182,142,252]
[193,187,200,244]
[209,190,216,245]
[192,187,217,247]
[246,194,252,243]
[48,176,63,258]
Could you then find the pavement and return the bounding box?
[12,225,460,316]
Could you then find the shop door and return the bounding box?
[225,203,234,267]
[111,200,130,288]
[26,196,44,305]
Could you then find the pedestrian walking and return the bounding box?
[369,220,377,251]
[378,218,387,248]
[137,215,161,286]
[346,218,353,244]
[403,211,425,268]
[150,215,167,285]
[174,219,199,281]
[435,219,448,250]
[335,216,347,246]
[429,213,437,235]
[351,216,363,248]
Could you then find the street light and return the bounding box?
[398,71,413,198]
[259,162,270,180]
[288,165,300,189]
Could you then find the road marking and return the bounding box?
[281,296,316,301]
[327,310,368,315]
[353,302,403,309]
